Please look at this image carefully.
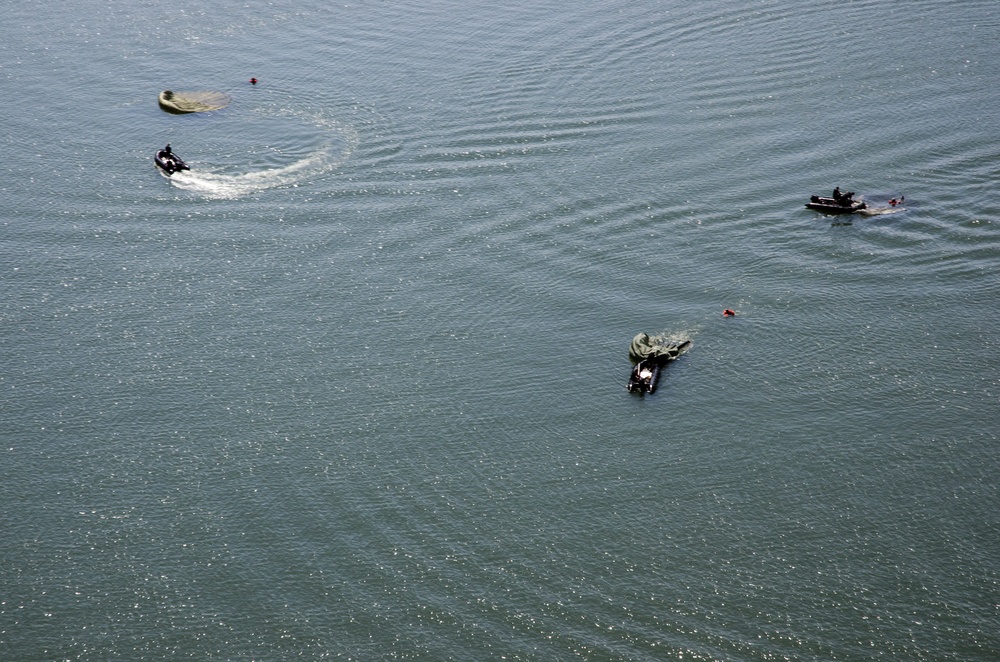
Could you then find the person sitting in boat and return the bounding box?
[163,144,172,155]
[832,186,842,203]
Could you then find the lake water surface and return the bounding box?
[2,0,999,659]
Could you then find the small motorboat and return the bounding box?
[806,191,866,215]
[628,356,664,394]
[154,145,189,175]
[627,334,691,395]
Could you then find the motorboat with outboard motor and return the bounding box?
[806,187,866,214]
[154,144,189,175]
[628,356,663,394]
[806,196,866,214]
[627,334,691,394]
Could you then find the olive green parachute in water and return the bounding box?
[629,333,689,363]
[158,90,231,114]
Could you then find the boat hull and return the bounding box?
[627,358,662,394]
[806,196,866,214]
[154,150,189,176]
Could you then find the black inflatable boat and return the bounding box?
[806,189,866,214]
[627,335,691,395]
[154,145,190,175]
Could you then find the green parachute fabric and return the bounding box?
[629,333,687,363]
[158,90,231,114]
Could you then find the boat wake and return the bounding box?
[168,149,329,198]
[165,109,359,199]
[649,329,696,351]
[858,206,905,217]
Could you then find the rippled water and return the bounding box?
[3,0,999,659]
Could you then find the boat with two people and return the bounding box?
[154,144,190,176]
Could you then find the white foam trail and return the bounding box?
[169,148,327,198]
[168,109,359,199]
[858,207,905,217]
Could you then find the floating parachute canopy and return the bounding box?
[158,89,231,114]
[629,333,690,363]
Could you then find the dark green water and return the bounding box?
[3,0,999,659]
